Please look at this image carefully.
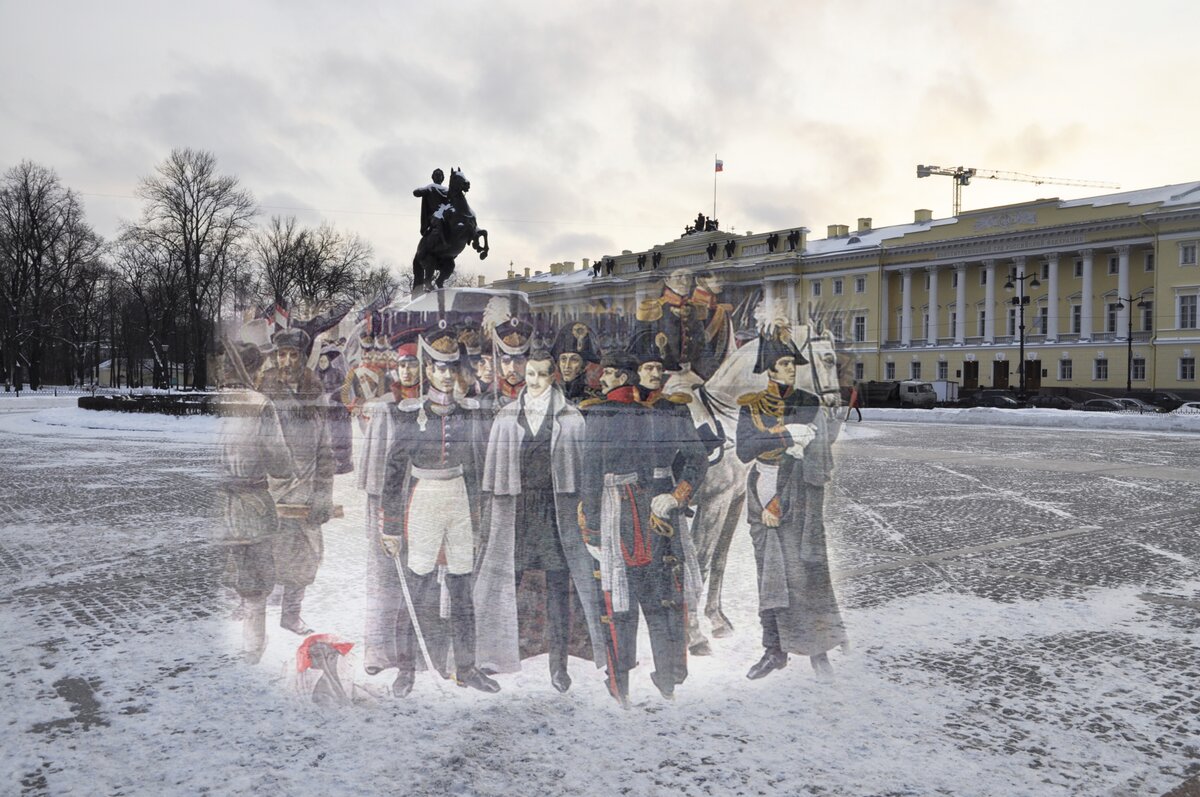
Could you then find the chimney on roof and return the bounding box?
[914,208,933,223]
[581,258,590,271]
[856,218,872,233]
[563,261,575,273]
[524,267,531,278]
[477,275,486,287]
[827,224,849,238]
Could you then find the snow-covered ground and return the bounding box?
[1,402,1197,795]
[859,405,1200,434]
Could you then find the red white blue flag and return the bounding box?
[715,159,724,173]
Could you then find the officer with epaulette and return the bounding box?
[578,337,708,706]
[380,323,499,695]
[735,323,845,682]
[633,268,707,374]
[550,321,601,403]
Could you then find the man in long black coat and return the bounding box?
[579,342,708,706]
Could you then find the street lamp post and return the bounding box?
[1004,270,1041,397]
[1114,293,1146,392]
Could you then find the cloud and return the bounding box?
[537,231,616,264]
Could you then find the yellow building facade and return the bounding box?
[491,182,1200,396]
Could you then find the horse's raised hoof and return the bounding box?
[709,613,735,638]
[689,640,713,656]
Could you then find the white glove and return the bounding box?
[784,423,816,450]
[380,535,401,558]
[651,493,679,519]
[585,543,602,561]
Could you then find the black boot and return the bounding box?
[811,652,835,681]
[746,648,788,680]
[392,668,415,698]
[550,667,572,694]
[455,666,501,693]
[608,669,630,709]
[650,670,675,700]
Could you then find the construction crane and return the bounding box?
[916,165,1120,216]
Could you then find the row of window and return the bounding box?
[892,296,1197,338]
[811,276,867,297]
[816,245,1197,302]
[870,357,1196,382]
[824,295,1199,343]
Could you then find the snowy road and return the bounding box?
[1,407,1198,796]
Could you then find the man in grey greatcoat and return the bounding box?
[735,324,847,681]
[474,349,606,691]
[257,328,335,637]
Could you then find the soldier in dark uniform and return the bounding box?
[489,318,533,410]
[388,327,422,402]
[579,340,708,706]
[380,324,499,695]
[551,321,601,403]
[735,324,844,681]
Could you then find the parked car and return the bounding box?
[1169,401,1200,415]
[1029,395,1080,410]
[1126,391,1186,412]
[1114,397,1165,414]
[958,389,1026,409]
[1081,399,1125,412]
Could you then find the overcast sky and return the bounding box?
[2,0,1196,282]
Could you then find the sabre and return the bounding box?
[389,548,446,691]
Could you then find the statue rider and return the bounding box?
[413,169,449,237]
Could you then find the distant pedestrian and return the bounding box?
[845,385,862,422]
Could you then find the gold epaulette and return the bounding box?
[579,397,605,409]
[667,393,692,405]
[737,391,764,407]
[636,297,664,322]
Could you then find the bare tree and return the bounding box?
[252,215,375,314]
[135,149,256,388]
[111,226,183,389]
[0,161,99,389]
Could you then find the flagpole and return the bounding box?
[713,153,718,221]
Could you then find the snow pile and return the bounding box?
[0,405,217,444]
[860,406,1200,433]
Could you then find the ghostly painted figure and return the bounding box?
[551,321,601,403]
[380,324,498,695]
[736,323,847,681]
[579,339,708,707]
[474,350,605,689]
[215,342,294,663]
[256,328,335,637]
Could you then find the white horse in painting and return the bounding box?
[669,320,842,654]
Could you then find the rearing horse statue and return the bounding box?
[412,167,489,293]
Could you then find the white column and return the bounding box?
[926,266,939,345]
[763,279,776,317]
[787,280,797,324]
[900,269,913,346]
[955,263,967,344]
[1045,253,1059,341]
[983,259,996,343]
[879,272,890,344]
[1116,245,1130,339]
[1080,249,1094,340]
